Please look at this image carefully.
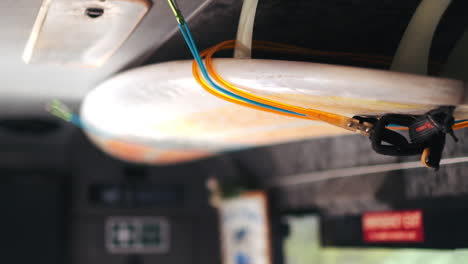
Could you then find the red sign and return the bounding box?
[362,210,424,243]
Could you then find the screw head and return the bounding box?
[86,7,104,19]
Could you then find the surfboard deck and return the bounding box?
[81,59,468,164]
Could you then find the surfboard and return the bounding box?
[81,59,468,164]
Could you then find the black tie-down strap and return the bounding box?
[356,106,458,170]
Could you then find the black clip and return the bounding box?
[421,134,446,170]
[359,106,458,170]
[409,106,457,170]
[369,114,425,156]
[409,106,457,143]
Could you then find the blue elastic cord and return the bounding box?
[178,24,306,117]
[71,114,82,127]
[455,119,468,124]
[177,17,468,126]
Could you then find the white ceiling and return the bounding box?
[0,0,211,115]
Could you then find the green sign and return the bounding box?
[106,217,170,254]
